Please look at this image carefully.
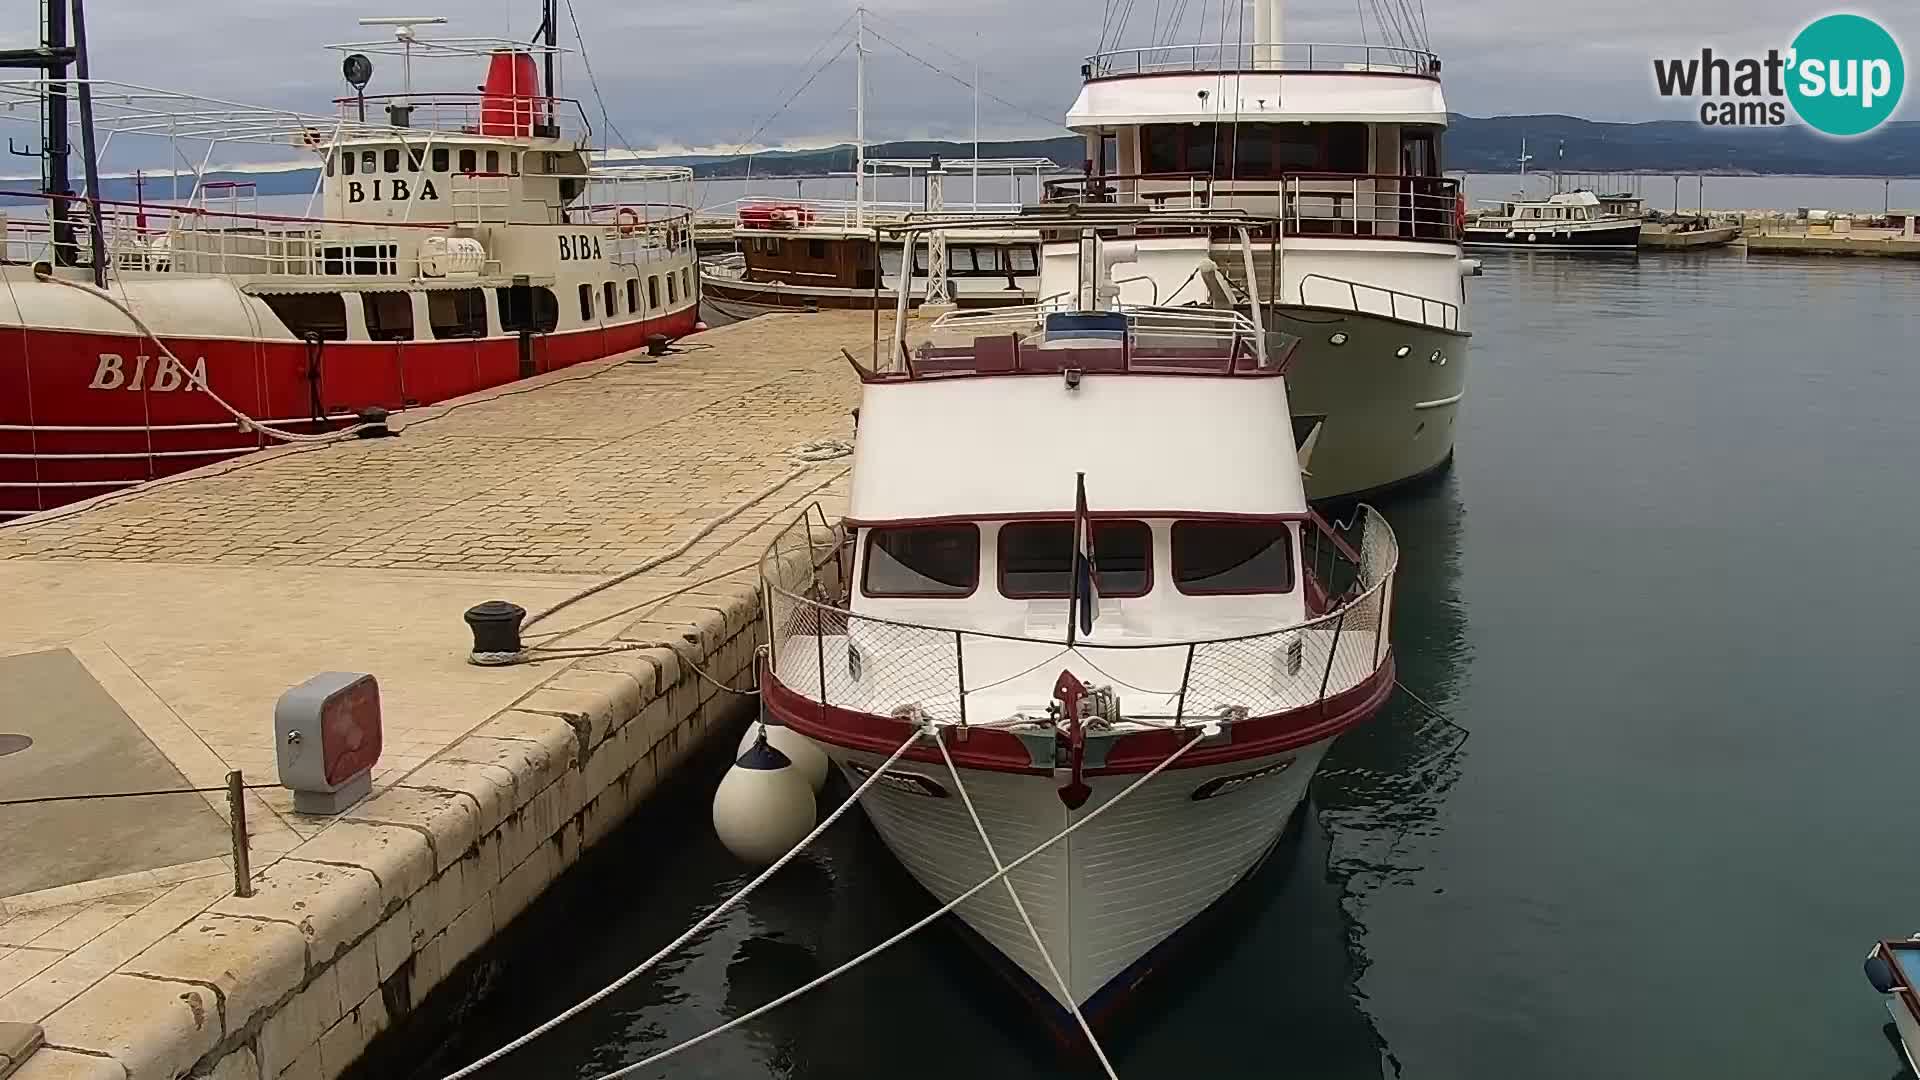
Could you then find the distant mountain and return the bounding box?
[1444,115,1920,175]
[660,137,1087,177]
[671,122,1920,178]
[7,117,1914,210]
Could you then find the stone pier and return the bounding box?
[0,313,876,1080]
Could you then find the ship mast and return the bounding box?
[854,6,866,229]
[1252,0,1282,68]
[0,0,76,269]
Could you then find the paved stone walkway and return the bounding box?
[0,312,876,1078]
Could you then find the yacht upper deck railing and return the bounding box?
[1083,42,1441,79]
[1042,172,1464,243]
[882,304,1300,381]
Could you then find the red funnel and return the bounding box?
[479,50,543,138]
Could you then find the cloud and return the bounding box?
[29,0,1920,163]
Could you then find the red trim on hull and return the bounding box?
[0,307,699,516]
[762,651,1394,774]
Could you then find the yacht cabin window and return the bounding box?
[485,150,501,173]
[1139,122,1372,177]
[340,152,353,176]
[998,520,1151,598]
[1171,521,1295,594]
[384,149,401,173]
[459,149,477,173]
[432,149,449,172]
[863,524,980,597]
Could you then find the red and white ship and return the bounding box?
[756,212,1400,1035]
[0,8,699,520]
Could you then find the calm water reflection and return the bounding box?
[426,249,1920,1079]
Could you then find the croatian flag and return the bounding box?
[1068,472,1099,644]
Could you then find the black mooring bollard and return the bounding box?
[464,600,527,664]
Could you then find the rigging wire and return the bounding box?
[861,9,1074,128]
[862,27,1072,133]
[560,0,636,157]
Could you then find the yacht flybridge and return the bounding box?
[1044,1,1477,500]
[0,4,700,520]
[757,210,1400,1032]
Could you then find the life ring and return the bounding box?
[614,207,643,237]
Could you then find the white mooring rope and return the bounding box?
[436,727,926,1080]
[936,732,1122,1078]
[583,726,1214,1080]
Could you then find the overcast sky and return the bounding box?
[20,0,1920,153]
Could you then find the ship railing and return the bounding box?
[901,303,1301,377]
[1298,273,1459,331]
[758,505,1398,729]
[0,192,466,280]
[574,200,698,263]
[698,252,748,280]
[1044,172,1464,243]
[714,195,1034,234]
[331,93,592,145]
[1083,41,1440,79]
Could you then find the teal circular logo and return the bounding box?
[1787,14,1905,136]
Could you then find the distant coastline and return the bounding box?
[4,113,1915,205]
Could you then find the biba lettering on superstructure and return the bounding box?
[0,5,700,520]
[753,209,1401,1035]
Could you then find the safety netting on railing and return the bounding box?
[761,507,1399,728]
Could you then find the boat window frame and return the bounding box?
[426,287,488,340]
[648,275,661,309]
[603,281,617,320]
[384,148,401,173]
[861,522,982,599]
[362,290,415,342]
[626,278,640,314]
[431,148,450,172]
[262,292,350,342]
[459,148,477,173]
[496,285,559,333]
[996,518,1153,600]
[1170,519,1296,596]
[578,282,594,322]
